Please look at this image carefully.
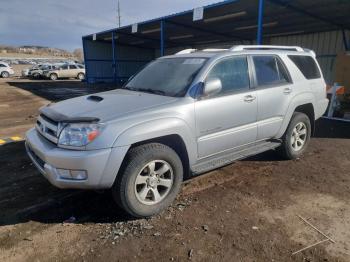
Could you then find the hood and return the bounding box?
[43,89,178,122]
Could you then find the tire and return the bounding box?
[1,71,9,78]
[77,73,85,80]
[112,143,183,218]
[50,73,58,81]
[278,112,311,160]
[33,73,40,79]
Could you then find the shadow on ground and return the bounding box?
[7,80,119,102]
[1,118,349,226]
[0,142,130,226]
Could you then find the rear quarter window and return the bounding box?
[288,55,321,79]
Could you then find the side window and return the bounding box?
[61,64,68,70]
[206,56,250,95]
[70,65,78,69]
[253,56,291,86]
[0,64,6,67]
[288,55,321,79]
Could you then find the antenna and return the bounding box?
[116,0,121,28]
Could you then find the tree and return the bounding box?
[73,48,84,62]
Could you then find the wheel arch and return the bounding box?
[130,134,191,180]
[276,93,316,138]
[294,103,315,135]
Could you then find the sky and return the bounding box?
[0,0,220,51]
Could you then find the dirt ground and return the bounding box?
[0,77,349,262]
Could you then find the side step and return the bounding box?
[191,141,281,175]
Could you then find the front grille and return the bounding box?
[26,144,45,169]
[36,114,59,144]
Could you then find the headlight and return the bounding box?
[58,123,104,147]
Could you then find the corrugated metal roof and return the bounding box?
[83,0,350,49]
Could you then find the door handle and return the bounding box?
[243,95,256,102]
[284,87,292,94]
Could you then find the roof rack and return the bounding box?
[175,49,197,55]
[202,48,228,52]
[175,45,316,56]
[230,45,304,52]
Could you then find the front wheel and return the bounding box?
[112,143,183,218]
[278,112,311,160]
[1,71,9,78]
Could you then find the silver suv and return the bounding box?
[25,45,329,217]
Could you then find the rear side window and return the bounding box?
[206,56,250,95]
[288,55,321,79]
[70,65,78,69]
[253,56,291,86]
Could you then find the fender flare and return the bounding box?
[113,117,197,165]
[276,92,315,138]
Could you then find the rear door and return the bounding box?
[59,64,69,78]
[251,55,293,140]
[195,55,258,158]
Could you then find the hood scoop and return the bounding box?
[87,95,104,102]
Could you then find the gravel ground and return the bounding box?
[0,79,349,262]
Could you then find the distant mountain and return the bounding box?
[0,45,75,57]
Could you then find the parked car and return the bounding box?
[25,45,329,217]
[22,64,43,77]
[45,64,85,80]
[29,64,59,79]
[0,61,14,78]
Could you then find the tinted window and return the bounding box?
[61,64,68,70]
[0,64,6,67]
[70,65,78,69]
[206,56,250,95]
[78,65,84,69]
[253,56,291,86]
[288,55,321,79]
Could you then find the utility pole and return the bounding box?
[116,0,121,28]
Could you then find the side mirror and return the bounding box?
[203,78,222,97]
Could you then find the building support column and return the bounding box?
[112,31,117,83]
[342,29,349,51]
[160,20,165,56]
[257,0,265,45]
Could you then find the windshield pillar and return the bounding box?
[160,20,165,56]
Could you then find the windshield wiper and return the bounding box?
[134,88,166,96]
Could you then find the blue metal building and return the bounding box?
[82,0,350,85]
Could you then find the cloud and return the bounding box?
[1,0,218,51]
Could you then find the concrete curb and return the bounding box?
[0,136,24,145]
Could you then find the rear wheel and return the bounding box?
[1,71,9,78]
[112,143,183,218]
[50,73,58,81]
[278,112,311,160]
[77,73,85,80]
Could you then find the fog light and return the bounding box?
[56,169,87,180]
[57,169,71,179]
[70,170,87,180]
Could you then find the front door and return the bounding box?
[195,56,258,159]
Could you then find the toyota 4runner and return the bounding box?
[25,45,329,217]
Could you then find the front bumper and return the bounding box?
[25,128,129,189]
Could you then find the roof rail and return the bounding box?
[202,48,228,52]
[230,45,304,52]
[176,49,197,55]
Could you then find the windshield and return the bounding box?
[125,57,207,97]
